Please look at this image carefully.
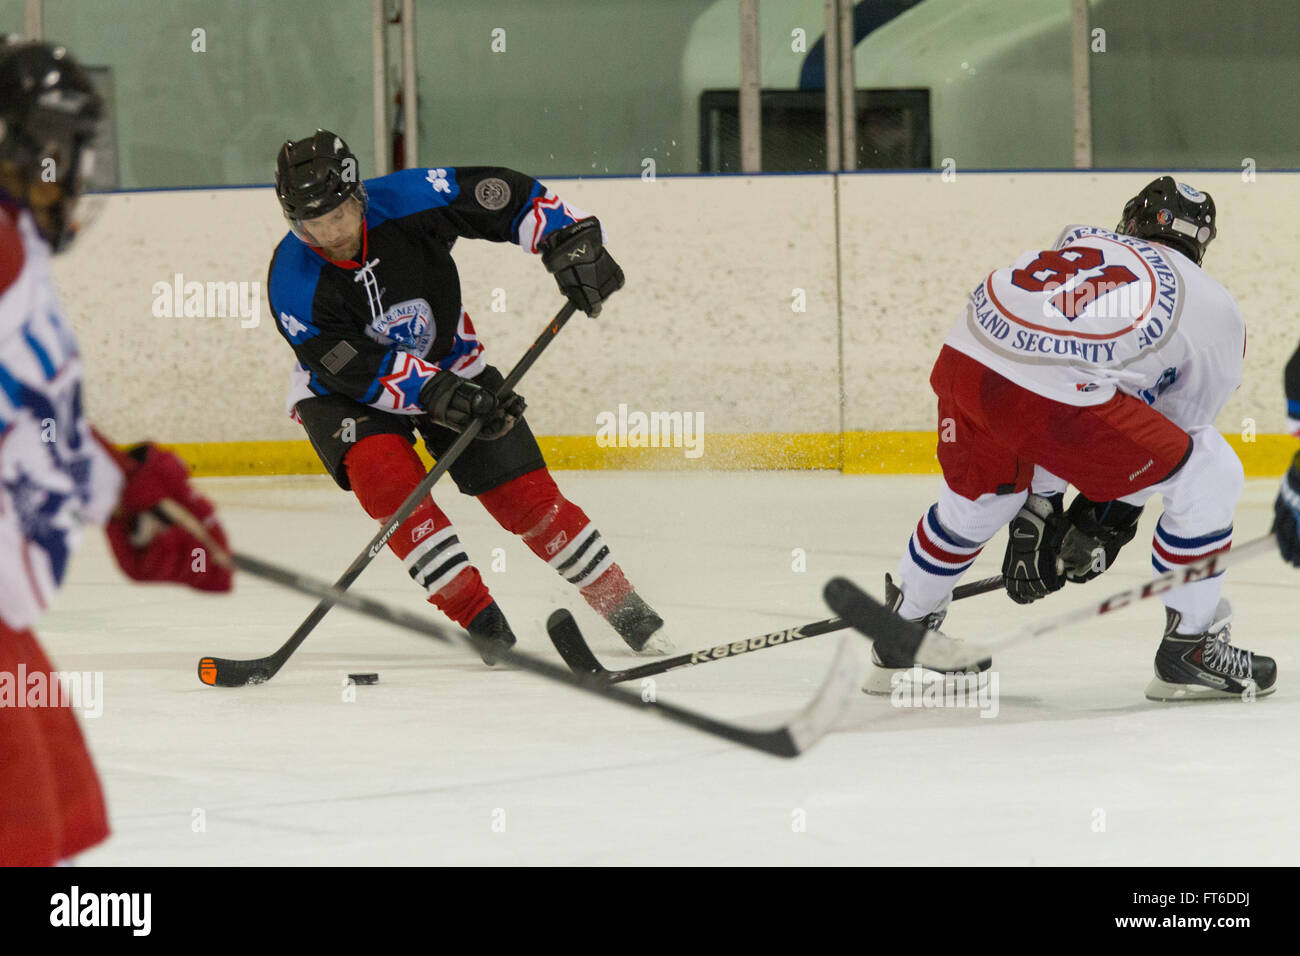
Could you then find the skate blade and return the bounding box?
[1144,676,1275,702]
[862,663,990,697]
[635,630,675,656]
[479,643,519,669]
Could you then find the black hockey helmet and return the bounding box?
[0,36,104,252]
[275,129,366,238]
[1115,175,1216,265]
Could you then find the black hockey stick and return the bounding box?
[197,300,579,688]
[824,534,1278,670]
[547,574,1005,683]
[179,527,860,757]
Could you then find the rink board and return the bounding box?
[59,170,1300,475]
[155,431,1296,478]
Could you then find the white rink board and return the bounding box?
[54,175,840,444]
[54,171,1299,446]
[838,171,1300,435]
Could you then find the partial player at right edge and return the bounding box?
[1273,341,1300,567]
[852,176,1276,703]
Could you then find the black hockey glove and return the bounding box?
[419,372,497,433]
[1058,494,1143,583]
[538,218,624,317]
[479,387,526,441]
[1273,450,1300,567]
[1002,493,1068,604]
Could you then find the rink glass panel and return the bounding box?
[40,0,377,188]
[1088,0,1300,169]
[25,0,1300,185]
[411,0,721,177]
[0,0,24,36]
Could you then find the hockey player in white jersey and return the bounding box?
[0,38,232,865]
[874,176,1275,701]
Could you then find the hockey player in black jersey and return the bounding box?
[1275,342,1300,566]
[267,130,669,662]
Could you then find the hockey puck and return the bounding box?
[347,673,379,685]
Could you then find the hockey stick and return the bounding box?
[547,574,1005,682]
[197,300,579,687]
[824,534,1279,671]
[162,499,859,757]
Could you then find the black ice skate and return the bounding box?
[607,591,672,655]
[862,573,992,695]
[1145,600,1277,701]
[467,602,517,666]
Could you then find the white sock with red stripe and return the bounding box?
[894,483,1024,620]
[896,504,987,619]
[1151,516,1232,633]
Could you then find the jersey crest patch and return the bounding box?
[474,178,511,211]
[968,229,1182,368]
[373,298,435,354]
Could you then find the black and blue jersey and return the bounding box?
[1286,340,1300,436]
[267,166,588,418]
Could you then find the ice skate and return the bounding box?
[467,601,517,666]
[863,574,992,695]
[1145,600,1277,701]
[606,591,673,655]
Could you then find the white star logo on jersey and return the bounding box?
[426,168,451,194]
[278,311,312,343]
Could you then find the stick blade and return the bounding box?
[545,609,609,678]
[197,656,275,687]
[780,634,860,754]
[641,634,859,760]
[823,576,925,662]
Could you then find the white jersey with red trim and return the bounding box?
[944,225,1244,432]
[0,202,122,631]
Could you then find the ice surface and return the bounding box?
[37,472,1296,865]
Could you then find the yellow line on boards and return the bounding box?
[150,431,1295,479]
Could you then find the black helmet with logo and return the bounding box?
[1116,175,1216,265]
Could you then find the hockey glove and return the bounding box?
[1002,493,1068,604]
[105,442,233,592]
[479,387,526,441]
[420,372,498,433]
[1059,494,1143,583]
[538,217,624,317]
[1273,449,1300,567]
